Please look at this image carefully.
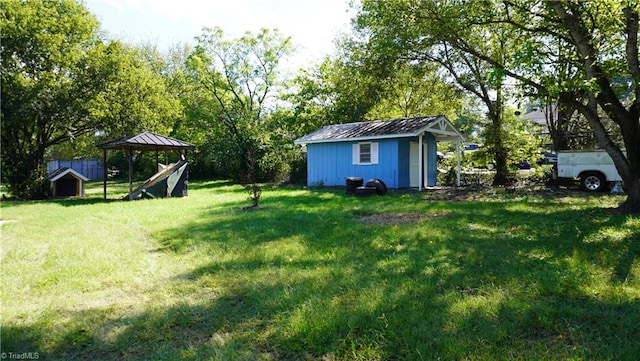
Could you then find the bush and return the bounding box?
[2,165,49,199]
[438,164,494,187]
[514,166,554,189]
[437,165,553,189]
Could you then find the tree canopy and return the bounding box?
[354,0,640,212]
[1,0,179,198]
[3,0,638,213]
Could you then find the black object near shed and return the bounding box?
[346,176,387,196]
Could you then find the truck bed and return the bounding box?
[557,150,622,182]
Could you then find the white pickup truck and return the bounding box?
[555,150,622,192]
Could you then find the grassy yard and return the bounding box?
[1,181,639,360]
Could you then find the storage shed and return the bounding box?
[294,115,464,190]
[47,167,89,197]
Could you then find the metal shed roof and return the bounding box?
[294,115,463,145]
[97,131,195,151]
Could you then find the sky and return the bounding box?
[85,0,355,71]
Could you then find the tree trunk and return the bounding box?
[621,178,640,213]
[550,2,640,214]
[618,124,640,213]
[554,92,579,151]
[491,122,509,186]
[241,145,262,209]
[576,97,640,214]
[489,86,509,186]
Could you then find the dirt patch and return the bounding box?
[358,212,450,226]
[420,185,613,202]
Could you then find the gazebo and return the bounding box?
[97,132,195,200]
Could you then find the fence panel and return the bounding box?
[47,159,104,180]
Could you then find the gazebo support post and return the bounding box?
[128,148,134,201]
[103,149,107,200]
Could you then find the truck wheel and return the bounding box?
[580,172,606,192]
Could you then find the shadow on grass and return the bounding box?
[4,189,639,360]
[187,179,237,191]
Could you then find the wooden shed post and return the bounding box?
[457,140,462,187]
[418,133,424,191]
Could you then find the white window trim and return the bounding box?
[352,142,379,165]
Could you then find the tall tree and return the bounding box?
[187,27,292,206]
[545,1,639,212]
[1,0,179,198]
[98,43,182,138]
[1,0,105,198]
[355,0,640,212]
[356,0,525,185]
[287,38,462,130]
[368,63,463,120]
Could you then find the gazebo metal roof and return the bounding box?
[97,131,194,151]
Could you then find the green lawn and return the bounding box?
[1,181,639,360]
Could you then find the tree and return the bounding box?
[92,43,182,139]
[187,27,292,207]
[355,0,530,185]
[488,0,639,211]
[366,63,463,120]
[287,37,462,129]
[284,37,395,128]
[1,0,179,198]
[354,0,640,213]
[545,1,639,212]
[48,42,183,160]
[1,0,102,197]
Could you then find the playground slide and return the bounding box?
[123,160,188,200]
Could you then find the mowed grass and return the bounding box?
[1,181,639,360]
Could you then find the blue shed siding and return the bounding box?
[307,139,402,188]
[306,133,439,189]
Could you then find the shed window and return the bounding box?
[360,143,371,163]
[352,142,379,165]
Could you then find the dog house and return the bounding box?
[47,167,89,197]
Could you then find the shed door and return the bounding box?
[410,142,427,188]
